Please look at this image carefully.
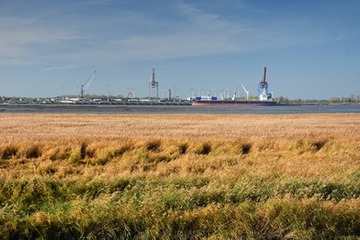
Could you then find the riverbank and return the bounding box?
[1,103,360,114]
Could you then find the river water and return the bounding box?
[1,104,360,114]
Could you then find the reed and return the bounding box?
[0,113,359,238]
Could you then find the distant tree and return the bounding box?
[277,96,289,104]
[329,97,340,103]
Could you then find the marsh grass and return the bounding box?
[0,145,18,160]
[145,139,161,152]
[195,142,212,155]
[0,113,359,238]
[178,143,188,155]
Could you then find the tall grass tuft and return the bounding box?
[47,146,72,161]
[80,142,87,159]
[196,142,212,155]
[178,143,188,155]
[1,145,18,160]
[311,140,327,152]
[146,139,161,152]
[25,145,42,159]
[69,147,82,164]
[113,144,133,157]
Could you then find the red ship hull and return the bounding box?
[192,100,278,106]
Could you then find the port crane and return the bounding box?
[149,66,159,99]
[80,70,96,99]
[241,84,250,100]
[258,66,272,101]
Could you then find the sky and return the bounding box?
[0,0,359,100]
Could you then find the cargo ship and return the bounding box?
[191,97,278,106]
[191,66,278,106]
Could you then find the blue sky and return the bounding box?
[1,0,359,99]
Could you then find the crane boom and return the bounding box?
[241,84,249,100]
[81,70,96,99]
[241,84,248,93]
[262,66,267,83]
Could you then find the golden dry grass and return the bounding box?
[0,113,360,238]
[0,113,359,180]
[1,113,359,140]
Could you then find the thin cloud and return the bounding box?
[0,1,345,67]
[106,2,248,61]
[0,16,91,65]
[41,65,79,72]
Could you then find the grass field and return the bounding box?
[0,113,360,239]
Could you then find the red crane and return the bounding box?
[260,66,267,88]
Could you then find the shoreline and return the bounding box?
[0,103,359,114]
